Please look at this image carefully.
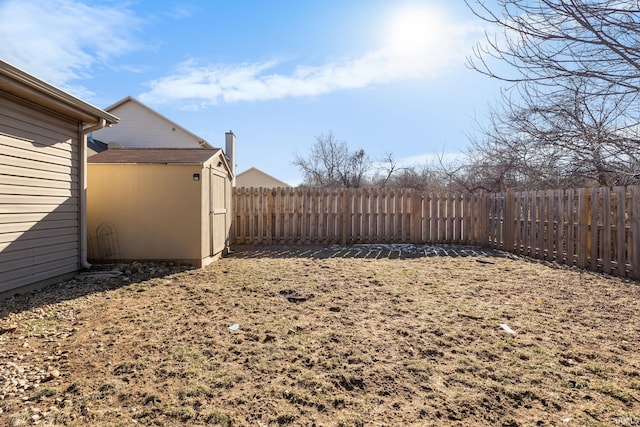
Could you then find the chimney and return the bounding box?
[225,131,236,187]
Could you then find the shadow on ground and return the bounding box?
[2,244,513,318]
[0,262,194,319]
[229,244,513,260]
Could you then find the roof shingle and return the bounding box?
[87,148,221,164]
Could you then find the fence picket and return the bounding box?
[588,188,597,270]
[556,190,565,263]
[602,187,611,273]
[614,186,626,276]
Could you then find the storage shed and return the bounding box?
[87,148,233,267]
[0,60,118,295]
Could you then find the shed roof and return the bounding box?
[87,148,222,165]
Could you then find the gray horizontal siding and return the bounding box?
[0,151,76,175]
[1,260,78,292]
[0,173,77,190]
[0,163,78,184]
[0,95,81,292]
[0,211,77,224]
[0,232,78,253]
[0,225,78,245]
[0,203,78,214]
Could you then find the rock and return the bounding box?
[43,369,61,382]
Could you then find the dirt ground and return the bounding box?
[1,244,639,426]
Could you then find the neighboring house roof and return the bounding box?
[87,136,108,155]
[88,148,223,165]
[92,96,212,149]
[0,60,118,126]
[236,167,289,187]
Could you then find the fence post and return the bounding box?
[631,185,640,279]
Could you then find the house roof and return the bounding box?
[88,148,222,165]
[237,167,289,187]
[88,137,108,154]
[103,96,211,148]
[0,60,119,126]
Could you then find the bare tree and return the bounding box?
[371,153,455,191]
[293,131,372,187]
[515,80,640,186]
[388,165,452,191]
[372,153,403,188]
[454,80,640,190]
[462,0,640,189]
[466,0,640,95]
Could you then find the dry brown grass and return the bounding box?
[1,245,639,426]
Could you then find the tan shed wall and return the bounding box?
[0,93,80,293]
[87,164,206,265]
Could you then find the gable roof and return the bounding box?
[236,167,289,187]
[103,96,211,148]
[88,148,222,165]
[0,60,118,126]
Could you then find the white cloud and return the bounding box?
[140,5,483,107]
[0,0,141,97]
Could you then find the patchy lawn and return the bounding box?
[1,245,639,426]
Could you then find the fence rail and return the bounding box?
[232,185,640,280]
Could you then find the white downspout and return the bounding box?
[78,118,106,270]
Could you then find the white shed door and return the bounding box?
[0,97,80,292]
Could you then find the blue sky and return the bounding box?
[0,0,504,185]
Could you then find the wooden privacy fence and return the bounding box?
[232,187,488,246]
[232,185,640,280]
[487,186,640,279]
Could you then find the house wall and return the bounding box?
[0,93,81,293]
[92,101,203,148]
[87,164,204,265]
[236,168,289,188]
